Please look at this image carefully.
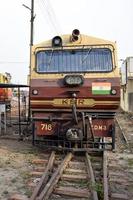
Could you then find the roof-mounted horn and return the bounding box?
[71,29,80,42]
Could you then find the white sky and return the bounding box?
[0,0,133,84]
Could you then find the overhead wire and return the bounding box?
[37,0,56,35]
[40,0,60,34]
[37,0,62,35]
[45,0,62,33]
[38,0,59,34]
[0,61,28,64]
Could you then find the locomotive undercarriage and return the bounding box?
[31,107,116,151]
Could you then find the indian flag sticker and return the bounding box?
[92,82,111,95]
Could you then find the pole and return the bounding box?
[30,0,34,46]
[22,1,35,46]
[28,0,35,121]
[22,0,35,121]
[18,87,22,139]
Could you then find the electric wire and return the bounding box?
[38,0,58,34]
[37,0,62,35]
[36,0,55,35]
[46,0,62,33]
[0,61,28,64]
[40,0,60,34]
[38,1,54,33]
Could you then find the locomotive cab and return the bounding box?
[30,29,120,150]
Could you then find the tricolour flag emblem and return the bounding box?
[92,82,111,95]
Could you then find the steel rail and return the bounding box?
[37,152,73,200]
[103,151,109,200]
[115,117,129,145]
[30,151,55,200]
[85,152,98,200]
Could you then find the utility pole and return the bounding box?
[29,0,35,121]
[23,0,35,46]
[30,0,34,46]
[29,0,35,77]
[23,0,35,121]
[22,0,35,74]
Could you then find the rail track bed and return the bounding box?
[107,151,133,200]
[27,150,133,200]
[115,111,133,152]
[29,150,104,200]
[1,110,133,200]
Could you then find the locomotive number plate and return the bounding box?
[41,123,53,131]
[35,121,55,135]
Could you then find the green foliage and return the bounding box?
[127,159,133,167]
[90,182,103,200]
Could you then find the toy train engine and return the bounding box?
[29,29,120,150]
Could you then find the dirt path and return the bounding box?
[0,139,42,200]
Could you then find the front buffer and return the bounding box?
[31,108,116,151]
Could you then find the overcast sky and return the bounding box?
[0,0,133,84]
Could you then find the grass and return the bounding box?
[20,170,32,180]
[11,177,17,183]
[119,156,124,160]
[127,159,133,167]
[3,190,9,195]
[90,182,103,200]
[78,180,88,188]
[16,185,32,197]
[24,188,32,198]
[2,190,9,198]
[0,158,12,167]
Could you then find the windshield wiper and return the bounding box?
[80,48,92,65]
[47,49,54,69]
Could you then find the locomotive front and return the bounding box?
[30,29,120,150]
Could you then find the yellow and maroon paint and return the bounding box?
[29,30,120,149]
[30,77,120,110]
[30,76,120,138]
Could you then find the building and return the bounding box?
[120,57,133,112]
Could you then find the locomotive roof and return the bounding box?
[34,33,116,48]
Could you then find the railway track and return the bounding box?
[7,111,133,200]
[106,151,133,200]
[115,113,133,153]
[27,149,133,200]
[28,150,108,200]
[115,117,129,147]
[28,124,133,200]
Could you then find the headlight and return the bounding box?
[64,75,83,86]
[111,89,117,95]
[52,36,62,47]
[32,89,38,95]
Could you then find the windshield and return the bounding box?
[36,48,113,73]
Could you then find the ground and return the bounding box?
[0,138,133,200]
[0,139,42,200]
[0,107,133,199]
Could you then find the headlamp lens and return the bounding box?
[111,89,117,95]
[32,89,38,95]
[52,36,62,47]
[64,75,83,86]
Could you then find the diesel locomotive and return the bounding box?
[29,29,120,150]
[0,73,12,110]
